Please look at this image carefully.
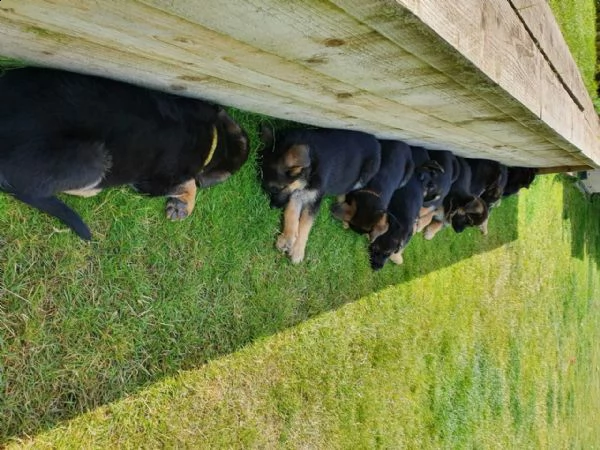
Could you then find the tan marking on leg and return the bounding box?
[277,196,302,253]
[389,249,404,265]
[423,218,445,240]
[166,178,197,220]
[63,187,103,197]
[416,210,435,233]
[289,206,315,264]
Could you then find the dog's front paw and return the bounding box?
[166,197,190,220]
[389,251,404,265]
[276,233,295,253]
[288,245,305,264]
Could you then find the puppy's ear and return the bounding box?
[284,144,310,174]
[368,212,389,242]
[464,197,486,214]
[259,123,274,149]
[331,199,356,223]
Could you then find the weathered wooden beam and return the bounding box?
[0,0,598,169]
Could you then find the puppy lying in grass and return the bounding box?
[259,125,381,263]
[0,67,249,240]
[331,139,415,242]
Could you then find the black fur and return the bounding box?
[466,158,508,207]
[0,67,249,239]
[503,167,537,197]
[443,157,488,233]
[368,170,428,271]
[332,139,414,239]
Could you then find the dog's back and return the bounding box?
[280,128,381,194]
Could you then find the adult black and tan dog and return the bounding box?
[331,139,414,241]
[260,125,381,263]
[0,67,249,240]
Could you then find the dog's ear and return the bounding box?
[259,123,274,150]
[368,212,389,242]
[331,199,356,223]
[284,144,310,175]
[464,197,486,214]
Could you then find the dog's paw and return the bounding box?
[423,229,435,240]
[166,197,190,220]
[389,251,404,265]
[276,233,295,253]
[288,245,305,264]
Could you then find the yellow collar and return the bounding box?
[202,125,218,169]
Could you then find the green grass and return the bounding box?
[1,1,599,446]
[548,0,598,102]
[3,174,599,448]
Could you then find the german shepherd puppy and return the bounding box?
[416,150,460,234]
[0,67,249,240]
[260,125,381,263]
[331,140,414,241]
[465,158,508,235]
[441,156,489,233]
[368,160,444,270]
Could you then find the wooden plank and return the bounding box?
[0,0,598,169]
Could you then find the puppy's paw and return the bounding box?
[389,251,404,265]
[166,197,190,220]
[276,233,295,253]
[423,229,435,240]
[288,245,305,264]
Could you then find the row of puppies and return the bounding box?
[259,127,536,270]
[0,66,534,258]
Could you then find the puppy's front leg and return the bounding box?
[277,195,302,253]
[389,249,404,265]
[289,205,315,264]
[166,179,197,220]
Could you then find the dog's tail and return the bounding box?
[10,192,92,240]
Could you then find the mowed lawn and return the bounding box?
[1,0,599,448]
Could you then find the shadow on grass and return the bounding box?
[561,176,600,270]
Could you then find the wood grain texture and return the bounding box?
[0,0,598,169]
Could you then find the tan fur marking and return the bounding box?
[368,213,389,242]
[170,178,197,215]
[284,144,310,169]
[277,196,302,252]
[389,249,404,265]
[289,207,315,264]
[423,219,445,240]
[416,210,435,233]
[286,179,308,194]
